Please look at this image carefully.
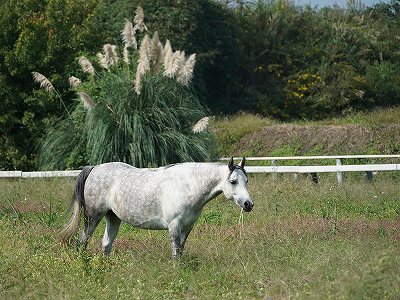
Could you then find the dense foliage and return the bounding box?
[235,0,400,119]
[1,0,400,170]
[0,0,98,170]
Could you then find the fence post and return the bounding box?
[310,172,318,184]
[336,159,345,184]
[366,171,373,182]
[293,173,299,181]
[271,159,278,183]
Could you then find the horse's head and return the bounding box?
[222,157,254,212]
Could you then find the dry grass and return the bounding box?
[214,107,400,158]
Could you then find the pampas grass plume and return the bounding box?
[192,116,209,133]
[163,40,173,74]
[151,31,163,71]
[135,34,151,94]
[32,72,55,93]
[134,6,147,32]
[122,19,137,49]
[68,76,81,88]
[78,92,95,109]
[177,54,196,86]
[123,46,130,64]
[97,52,109,69]
[164,50,181,78]
[103,44,119,67]
[78,57,95,76]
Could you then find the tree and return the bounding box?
[0,0,98,170]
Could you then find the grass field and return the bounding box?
[0,174,399,299]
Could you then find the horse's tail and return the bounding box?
[60,166,94,244]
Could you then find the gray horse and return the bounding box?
[60,157,253,258]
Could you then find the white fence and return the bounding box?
[1,155,400,184]
[220,155,400,184]
[0,170,81,178]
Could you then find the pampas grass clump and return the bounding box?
[36,6,213,170]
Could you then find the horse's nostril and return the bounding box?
[243,200,253,211]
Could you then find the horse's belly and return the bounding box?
[132,218,168,230]
[113,204,168,230]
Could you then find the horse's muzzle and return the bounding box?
[243,200,253,212]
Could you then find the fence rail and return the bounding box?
[221,155,400,183]
[0,170,80,178]
[1,155,399,183]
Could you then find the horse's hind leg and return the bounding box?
[102,211,121,256]
[79,213,103,250]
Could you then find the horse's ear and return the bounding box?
[228,157,234,171]
[239,157,246,168]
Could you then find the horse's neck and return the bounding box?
[193,164,226,208]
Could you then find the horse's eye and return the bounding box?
[230,179,237,185]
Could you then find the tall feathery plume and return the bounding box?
[68,76,81,88]
[154,41,164,72]
[78,92,95,110]
[97,52,109,69]
[150,31,163,71]
[163,40,173,74]
[134,34,151,94]
[78,56,95,76]
[138,35,151,72]
[103,44,119,67]
[177,54,196,86]
[192,117,209,133]
[178,51,186,68]
[133,6,147,32]
[121,19,137,49]
[159,41,166,65]
[134,70,142,95]
[32,72,55,93]
[164,50,181,78]
[123,46,130,64]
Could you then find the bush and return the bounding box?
[38,9,214,170]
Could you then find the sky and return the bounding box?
[295,0,391,8]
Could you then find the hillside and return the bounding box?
[213,107,400,158]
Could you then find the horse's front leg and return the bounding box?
[168,218,185,259]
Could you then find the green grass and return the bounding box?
[0,176,399,299]
[292,106,400,126]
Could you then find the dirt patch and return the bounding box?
[4,200,49,214]
[235,124,400,156]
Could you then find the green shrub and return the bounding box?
[37,8,214,170]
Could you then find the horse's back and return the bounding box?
[83,162,168,228]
